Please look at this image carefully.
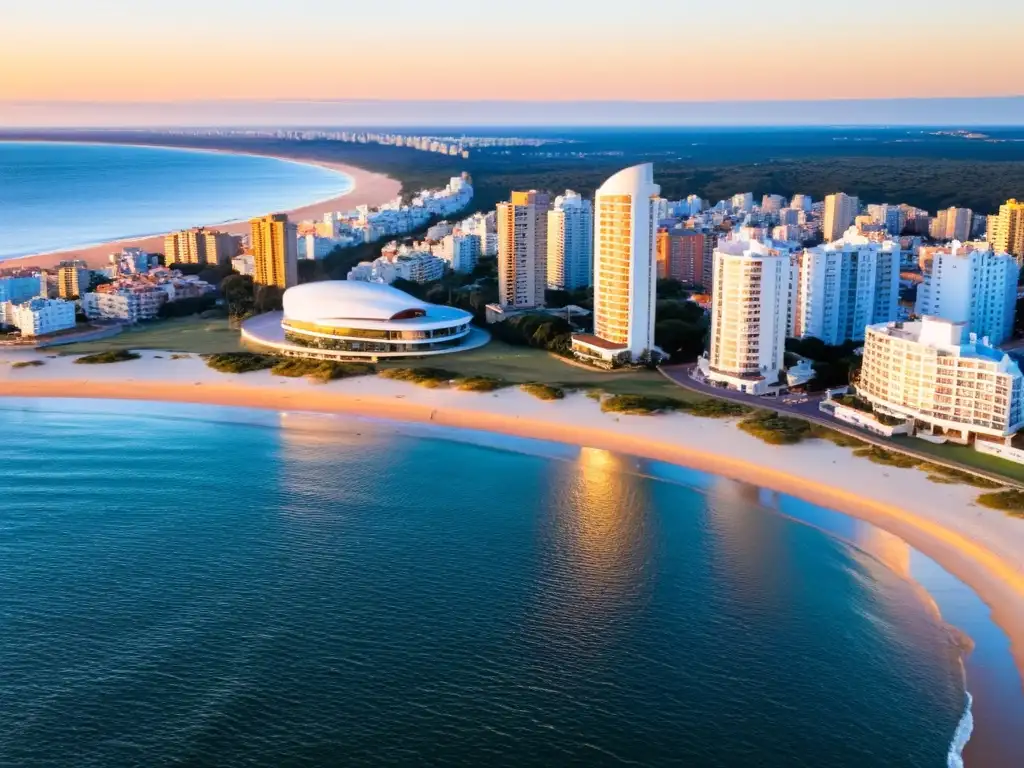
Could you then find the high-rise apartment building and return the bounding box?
[251,214,298,289]
[497,190,550,308]
[703,240,794,395]
[546,190,593,291]
[656,229,709,286]
[790,194,813,212]
[933,207,973,242]
[164,227,239,266]
[793,231,900,346]
[57,260,91,299]
[988,199,1024,263]
[823,193,860,242]
[859,317,1024,442]
[915,241,1018,345]
[571,164,660,366]
[866,203,906,236]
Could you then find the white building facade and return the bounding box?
[915,241,1018,345]
[794,228,901,345]
[1,298,76,336]
[82,287,167,323]
[571,164,660,366]
[547,190,593,291]
[702,240,794,394]
[859,317,1024,442]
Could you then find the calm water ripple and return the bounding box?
[0,402,974,766]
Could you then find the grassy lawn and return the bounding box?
[376,341,705,401]
[57,316,242,355]
[889,436,1024,485]
[54,320,702,402]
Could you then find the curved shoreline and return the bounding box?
[3,349,1024,763]
[0,140,402,270]
[1,353,1023,684]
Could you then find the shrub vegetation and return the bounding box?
[738,410,816,445]
[74,350,141,365]
[379,367,459,388]
[271,359,375,382]
[520,382,565,401]
[976,490,1024,517]
[11,360,45,369]
[455,376,508,392]
[601,394,684,415]
[205,352,277,373]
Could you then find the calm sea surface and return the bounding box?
[0,141,352,259]
[1,399,1018,767]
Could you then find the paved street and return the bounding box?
[657,363,1024,489]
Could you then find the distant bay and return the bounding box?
[0,141,353,260]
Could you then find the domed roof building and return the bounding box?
[241,281,486,360]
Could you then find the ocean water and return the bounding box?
[0,400,999,767]
[0,141,353,259]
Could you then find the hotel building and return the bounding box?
[823,192,859,242]
[571,164,660,366]
[251,214,298,289]
[915,241,1018,345]
[793,229,901,345]
[546,190,593,291]
[497,191,550,308]
[702,240,794,395]
[858,317,1024,443]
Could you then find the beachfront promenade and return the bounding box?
[659,362,1024,490]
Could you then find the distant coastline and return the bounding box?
[0,139,402,270]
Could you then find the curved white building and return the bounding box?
[241,281,486,360]
[571,163,660,366]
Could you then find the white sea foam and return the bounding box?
[947,691,973,768]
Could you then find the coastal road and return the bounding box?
[658,363,1024,490]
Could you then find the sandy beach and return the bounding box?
[3,348,1024,695]
[3,147,402,271]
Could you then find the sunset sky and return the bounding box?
[2,0,1023,125]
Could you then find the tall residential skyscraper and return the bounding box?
[823,193,860,242]
[915,241,1019,345]
[941,207,973,242]
[546,190,593,291]
[204,231,241,266]
[497,191,550,308]
[251,214,298,289]
[988,199,1024,263]
[57,259,91,299]
[571,164,660,366]
[656,228,709,286]
[793,231,901,346]
[703,240,793,395]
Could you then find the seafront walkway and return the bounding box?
[659,363,1024,491]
